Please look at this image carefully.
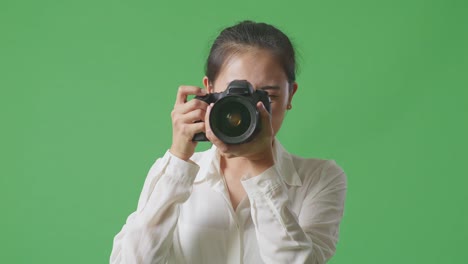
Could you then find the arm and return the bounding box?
[110,86,207,263]
[110,151,199,264]
[242,160,347,264]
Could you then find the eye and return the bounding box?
[268,94,279,100]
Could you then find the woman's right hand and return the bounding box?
[169,86,208,161]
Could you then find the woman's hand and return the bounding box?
[169,86,208,161]
[205,101,275,175]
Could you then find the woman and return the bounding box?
[110,21,347,264]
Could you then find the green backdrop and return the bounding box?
[1,0,467,263]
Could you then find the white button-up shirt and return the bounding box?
[110,139,347,264]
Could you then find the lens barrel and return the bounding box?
[192,80,270,144]
[210,96,259,144]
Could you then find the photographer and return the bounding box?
[110,21,347,264]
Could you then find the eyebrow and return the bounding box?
[223,82,281,91]
[258,85,280,91]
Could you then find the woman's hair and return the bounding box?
[205,20,297,85]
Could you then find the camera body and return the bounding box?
[193,80,271,144]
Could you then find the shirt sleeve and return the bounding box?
[110,150,200,264]
[241,160,347,264]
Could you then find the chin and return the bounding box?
[220,151,236,159]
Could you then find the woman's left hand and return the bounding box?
[205,101,275,175]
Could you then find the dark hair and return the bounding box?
[205,20,297,85]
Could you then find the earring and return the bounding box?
[287,104,292,110]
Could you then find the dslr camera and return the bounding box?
[193,80,271,144]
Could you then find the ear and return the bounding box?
[287,82,298,105]
[203,76,214,93]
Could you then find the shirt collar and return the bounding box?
[272,138,302,186]
[193,145,221,185]
[194,138,302,187]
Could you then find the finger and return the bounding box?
[257,101,271,122]
[173,98,209,115]
[257,101,273,136]
[189,122,206,136]
[179,122,206,138]
[175,86,207,105]
[179,109,206,124]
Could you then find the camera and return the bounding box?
[193,80,271,144]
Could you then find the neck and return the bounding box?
[219,155,250,180]
[219,139,277,179]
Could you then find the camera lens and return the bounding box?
[216,102,251,137]
[210,96,258,144]
[226,112,242,127]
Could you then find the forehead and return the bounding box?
[213,49,288,90]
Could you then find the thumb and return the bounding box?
[257,101,272,133]
[257,101,270,120]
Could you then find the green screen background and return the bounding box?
[1,0,467,263]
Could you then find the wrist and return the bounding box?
[169,146,193,161]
